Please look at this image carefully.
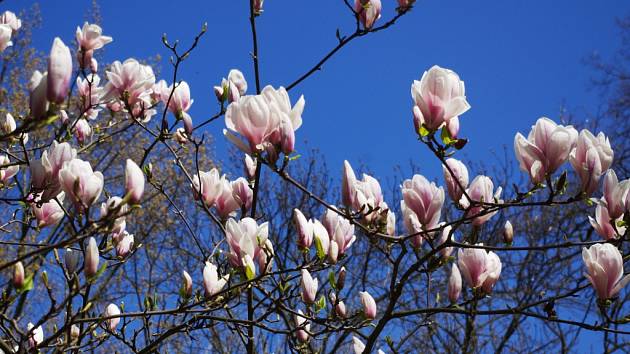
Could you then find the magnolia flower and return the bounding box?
[192,168,222,207]
[76,22,112,67]
[459,175,502,226]
[293,208,314,249]
[173,128,188,144]
[401,200,423,247]
[115,231,134,258]
[301,269,319,304]
[447,264,462,303]
[104,304,121,331]
[165,81,193,115]
[397,0,415,10]
[0,154,18,185]
[74,119,92,144]
[84,237,100,277]
[336,300,347,318]
[47,38,72,103]
[503,220,514,244]
[312,219,330,258]
[321,209,356,255]
[360,291,377,319]
[457,245,502,291]
[231,177,253,211]
[582,243,630,300]
[0,24,12,52]
[65,248,80,274]
[103,58,155,107]
[181,270,193,298]
[603,170,630,219]
[13,261,24,288]
[30,141,76,201]
[401,174,444,232]
[590,200,626,240]
[125,159,144,204]
[100,196,128,239]
[0,11,21,32]
[442,158,469,204]
[244,154,257,180]
[29,70,48,120]
[295,309,310,342]
[31,192,65,228]
[225,218,269,275]
[27,323,43,348]
[203,261,229,297]
[59,158,104,211]
[354,0,382,29]
[215,178,242,218]
[1,112,16,134]
[70,324,80,339]
[411,65,470,133]
[437,224,455,258]
[570,130,613,196]
[514,117,578,184]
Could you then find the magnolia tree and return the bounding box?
[0,2,629,353]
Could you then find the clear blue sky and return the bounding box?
[26,0,630,182]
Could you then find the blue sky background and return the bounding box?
[23,0,630,184]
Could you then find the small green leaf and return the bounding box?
[328,270,337,290]
[18,274,34,293]
[314,236,326,260]
[314,295,326,313]
[440,127,454,145]
[418,124,430,137]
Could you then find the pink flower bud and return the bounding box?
[0,24,12,52]
[570,130,613,196]
[29,70,48,120]
[354,0,382,29]
[447,116,460,138]
[0,112,15,134]
[279,117,295,155]
[481,251,502,293]
[411,65,470,133]
[13,261,24,288]
[457,245,501,291]
[397,0,415,10]
[447,264,462,303]
[295,309,310,343]
[342,160,357,207]
[337,267,347,290]
[84,237,100,277]
[47,38,72,103]
[231,177,253,212]
[59,159,104,212]
[90,58,98,73]
[589,201,624,240]
[437,224,454,259]
[328,240,339,264]
[64,248,80,274]
[27,323,43,348]
[335,300,347,318]
[181,270,193,298]
[442,158,469,204]
[191,168,222,207]
[228,69,247,96]
[301,269,318,304]
[73,119,92,145]
[604,170,630,219]
[213,85,224,102]
[244,154,257,180]
[293,209,313,249]
[125,159,144,204]
[459,175,502,226]
[514,117,578,184]
[104,303,121,331]
[70,324,80,339]
[173,128,188,144]
[115,231,134,258]
[166,81,193,114]
[359,291,377,319]
[203,261,229,297]
[503,220,514,245]
[59,110,69,124]
[401,174,444,231]
[582,243,630,300]
[31,192,65,228]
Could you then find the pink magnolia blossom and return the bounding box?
[0,11,21,32]
[514,117,578,184]
[115,231,134,258]
[215,177,242,219]
[0,24,12,52]
[125,159,144,204]
[321,209,356,255]
[59,158,104,211]
[73,119,92,144]
[181,270,193,298]
[105,304,121,331]
[603,170,630,219]
[503,220,514,244]
[354,0,382,29]
[336,300,347,318]
[0,154,18,185]
[295,309,310,343]
[84,237,100,277]
[29,70,48,119]
[27,323,43,348]
[100,196,129,239]
[191,168,222,207]
[231,177,253,211]
[244,154,257,180]
[352,172,384,222]
[203,261,229,297]
[459,175,502,226]
[570,130,613,196]
[589,201,624,240]
[225,217,269,275]
[442,158,469,204]
[76,22,112,68]
[76,74,102,119]
[401,174,444,231]
[437,224,454,259]
[411,65,470,133]
[301,269,319,304]
[582,243,630,300]
[165,81,193,115]
[0,112,16,134]
[293,208,314,249]
[447,264,462,303]
[457,245,502,291]
[31,192,65,228]
[47,38,72,103]
[30,141,76,201]
[103,58,155,107]
[359,291,377,319]
[13,261,24,288]
[312,219,330,258]
[401,200,423,248]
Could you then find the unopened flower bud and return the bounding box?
[503,220,514,245]
[13,261,24,288]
